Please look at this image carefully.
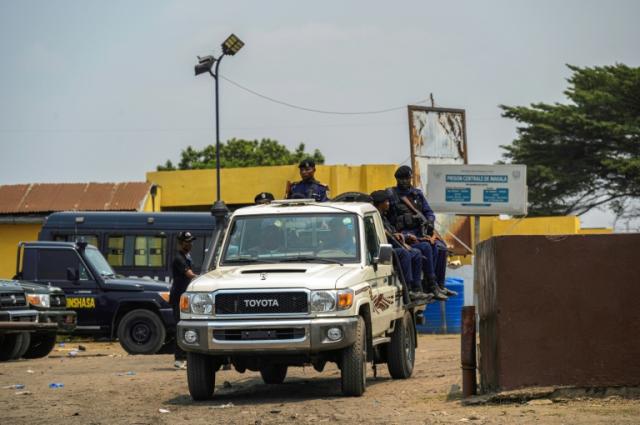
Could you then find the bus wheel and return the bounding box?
[117,309,166,355]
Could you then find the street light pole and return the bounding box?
[194,34,244,220]
[213,54,224,203]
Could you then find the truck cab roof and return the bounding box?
[234,200,378,217]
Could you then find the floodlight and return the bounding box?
[195,55,216,76]
[221,34,244,56]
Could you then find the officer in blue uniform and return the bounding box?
[386,166,455,300]
[254,192,275,205]
[286,158,329,202]
[371,190,431,302]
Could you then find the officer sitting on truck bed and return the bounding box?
[386,166,455,300]
[371,190,431,302]
[286,158,329,202]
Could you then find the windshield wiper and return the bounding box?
[224,258,278,264]
[281,256,344,266]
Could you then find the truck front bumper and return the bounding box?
[0,309,57,333]
[38,310,77,333]
[178,317,359,354]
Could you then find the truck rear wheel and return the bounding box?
[260,365,288,384]
[340,316,367,396]
[0,333,26,361]
[117,309,166,355]
[187,352,216,401]
[23,333,57,359]
[387,311,416,379]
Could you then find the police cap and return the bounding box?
[394,165,412,178]
[370,190,390,205]
[254,192,275,203]
[298,158,315,169]
[177,231,196,242]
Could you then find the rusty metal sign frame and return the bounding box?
[407,105,469,185]
[407,105,471,255]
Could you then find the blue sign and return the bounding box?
[446,188,471,202]
[483,188,509,203]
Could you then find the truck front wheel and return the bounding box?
[187,352,217,401]
[0,333,27,361]
[117,309,166,355]
[340,316,367,396]
[23,333,57,359]
[260,365,288,384]
[386,311,416,379]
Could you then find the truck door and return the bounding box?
[363,214,396,335]
[24,247,102,329]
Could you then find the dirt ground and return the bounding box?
[1,335,638,424]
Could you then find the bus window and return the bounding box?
[190,236,212,273]
[134,236,166,267]
[108,236,125,266]
[53,234,99,248]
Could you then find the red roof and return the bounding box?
[0,182,151,214]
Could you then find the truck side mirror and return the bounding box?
[374,244,393,266]
[66,267,80,282]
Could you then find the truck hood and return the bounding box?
[102,277,171,292]
[189,263,362,292]
[17,281,64,295]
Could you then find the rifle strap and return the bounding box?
[400,195,422,217]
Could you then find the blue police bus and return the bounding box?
[39,212,216,282]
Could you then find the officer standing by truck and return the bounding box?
[171,231,197,368]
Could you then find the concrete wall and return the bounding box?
[0,223,41,278]
[476,234,640,392]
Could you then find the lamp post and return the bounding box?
[195,34,244,220]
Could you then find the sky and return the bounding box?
[1,0,639,229]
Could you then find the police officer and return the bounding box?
[387,166,454,300]
[171,231,197,368]
[371,190,431,302]
[254,192,275,205]
[286,158,329,202]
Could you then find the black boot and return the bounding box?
[423,275,448,301]
[438,281,458,297]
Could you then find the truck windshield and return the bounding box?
[221,213,360,265]
[84,246,116,277]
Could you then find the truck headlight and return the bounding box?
[27,294,50,308]
[310,291,336,312]
[190,293,214,315]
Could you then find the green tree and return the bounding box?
[157,138,325,171]
[500,64,640,218]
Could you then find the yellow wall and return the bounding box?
[0,223,41,279]
[146,164,398,208]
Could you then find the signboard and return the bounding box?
[408,105,472,254]
[426,164,528,215]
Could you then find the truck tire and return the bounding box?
[117,309,166,355]
[386,311,416,379]
[0,333,26,361]
[14,332,31,359]
[340,316,367,396]
[187,352,216,401]
[260,365,288,384]
[23,333,57,359]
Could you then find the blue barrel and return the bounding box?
[416,277,465,334]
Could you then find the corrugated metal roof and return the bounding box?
[0,182,151,214]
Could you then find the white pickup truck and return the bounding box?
[177,200,426,399]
